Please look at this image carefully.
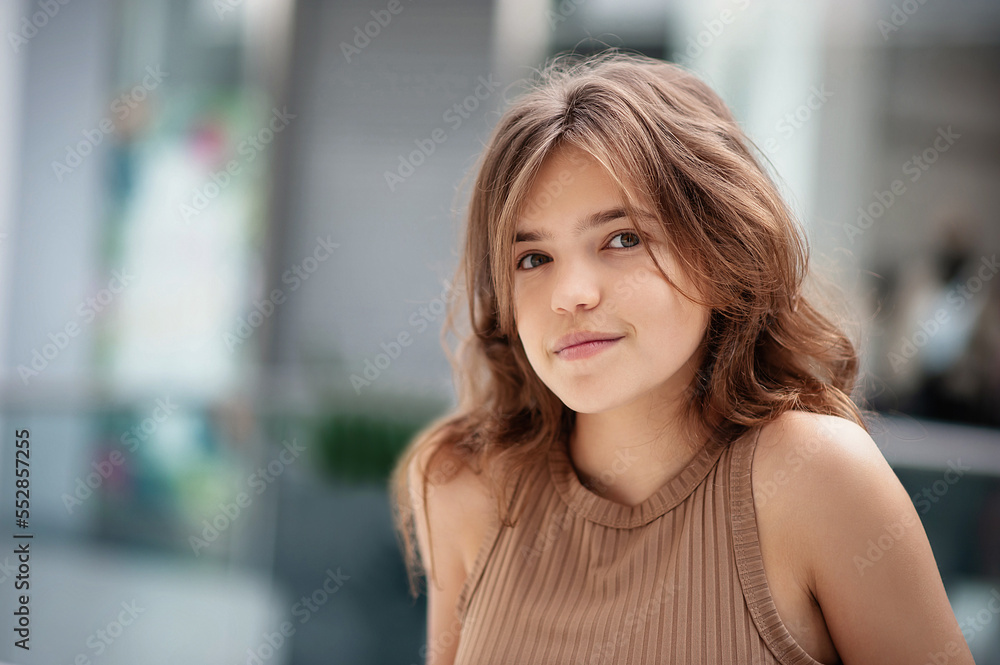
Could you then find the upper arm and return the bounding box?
[408,444,494,665]
[756,412,975,665]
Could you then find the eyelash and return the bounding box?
[514,230,642,272]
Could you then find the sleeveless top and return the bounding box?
[449,427,826,665]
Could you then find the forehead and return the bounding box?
[515,145,660,235]
[527,145,604,195]
[518,148,617,220]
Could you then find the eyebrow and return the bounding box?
[514,208,642,243]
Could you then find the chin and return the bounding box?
[552,385,630,415]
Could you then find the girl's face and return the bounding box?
[511,146,711,415]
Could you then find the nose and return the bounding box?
[550,256,602,314]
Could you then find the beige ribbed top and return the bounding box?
[451,427,824,664]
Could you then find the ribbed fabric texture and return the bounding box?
[451,427,825,664]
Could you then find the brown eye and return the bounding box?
[516,253,551,271]
[608,231,641,249]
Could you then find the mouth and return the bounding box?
[554,331,625,353]
[554,333,625,361]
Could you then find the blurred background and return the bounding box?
[0,0,997,663]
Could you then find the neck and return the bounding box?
[568,382,709,507]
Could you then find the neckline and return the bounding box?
[547,430,731,528]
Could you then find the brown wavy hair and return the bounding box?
[389,49,866,599]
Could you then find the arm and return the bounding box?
[760,412,975,665]
[408,446,492,665]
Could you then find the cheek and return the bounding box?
[512,292,525,333]
[513,281,541,323]
[632,282,709,346]
[632,252,708,332]
[513,291,540,351]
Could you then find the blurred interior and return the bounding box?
[0,0,998,663]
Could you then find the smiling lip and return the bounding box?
[553,331,625,357]
[557,338,622,361]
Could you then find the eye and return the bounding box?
[608,231,641,249]
[514,231,642,271]
[516,253,551,271]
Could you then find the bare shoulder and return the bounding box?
[750,408,898,588]
[753,409,884,480]
[408,438,500,665]
[409,440,499,575]
[751,409,975,663]
[751,410,895,523]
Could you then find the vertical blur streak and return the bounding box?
[492,0,550,85]
[0,0,25,364]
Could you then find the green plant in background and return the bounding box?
[309,397,450,484]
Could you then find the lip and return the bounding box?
[553,330,625,354]
[557,337,622,361]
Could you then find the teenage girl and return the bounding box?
[390,50,975,665]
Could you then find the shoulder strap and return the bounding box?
[729,427,822,665]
